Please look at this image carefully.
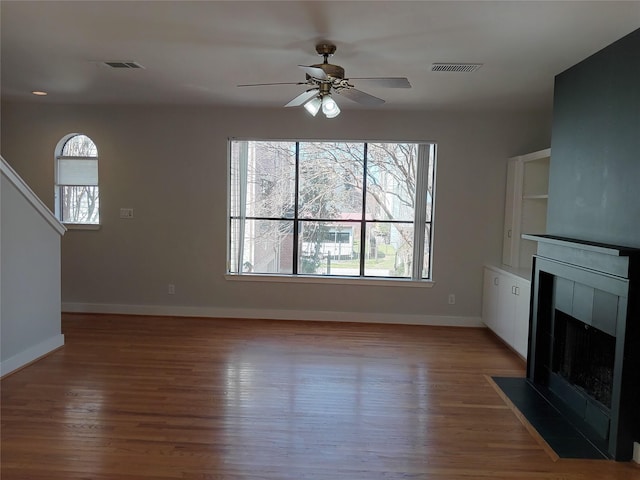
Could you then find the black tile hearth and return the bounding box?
[493,376,608,460]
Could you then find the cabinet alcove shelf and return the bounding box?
[502,148,550,272]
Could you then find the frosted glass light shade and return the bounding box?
[322,96,340,118]
[303,96,322,116]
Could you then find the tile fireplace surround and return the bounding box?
[524,234,640,461]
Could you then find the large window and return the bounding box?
[228,140,435,281]
[55,134,99,225]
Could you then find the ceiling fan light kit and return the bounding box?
[238,43,411,118]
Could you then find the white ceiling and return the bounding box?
[1,1,639,112]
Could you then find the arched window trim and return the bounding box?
[54,133,100,228]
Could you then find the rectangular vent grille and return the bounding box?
[104,61,144,69]
[431,63,482,73]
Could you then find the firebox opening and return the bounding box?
[552,310,615,409]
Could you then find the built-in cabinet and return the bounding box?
[483,148,549,358]
[502,148,550,270]
[482,265,531,358]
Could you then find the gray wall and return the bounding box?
[548,28,640,247]
[1,102,550,324]
[546,28,640,447]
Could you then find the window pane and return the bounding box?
[365,222,413,278]
[422,224,432,279]
[231,219,293,274]
[298,221,361,276]
[61,186,100,224]
[230,141,296,219]
[62,134,98,157]
[298,142,364,220]
[229,219,241,273]
[366,143,417,221]
[426,144,435,222]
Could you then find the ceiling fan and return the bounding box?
[238,44,411,117]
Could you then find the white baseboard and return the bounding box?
[62,302,483,328]
[633,442,640,464]
[0,334,65,377]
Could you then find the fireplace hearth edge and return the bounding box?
[524,234,640,461]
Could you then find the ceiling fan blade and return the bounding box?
[284,89,320,107]
[298,65,328,80]
[348,77,411,88]
[238,82,305,87]
[336,88,385,106]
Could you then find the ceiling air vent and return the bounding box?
[104,61,145,69]
[431,63,483,73]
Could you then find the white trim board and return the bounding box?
[0,334,65,377]
[62,303,483,328]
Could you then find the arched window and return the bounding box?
[55,134,99,225]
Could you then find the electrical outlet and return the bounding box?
[168,284,175,295]
[633,441,640,464]
[119,208,134,219]
[448,294,456,305]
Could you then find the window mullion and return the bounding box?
[412,144,429,280]
[359,143,368,276]
[292,142,300,274]
[235,141,249,273]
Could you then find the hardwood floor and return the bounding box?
[2,313,638,479]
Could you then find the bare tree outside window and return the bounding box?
[229,140,435,280]
[61,134,97,157]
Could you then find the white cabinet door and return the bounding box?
[512,279,531,358]
[482,266,532,359]
[496,274,517,345]
[482,268,500,331]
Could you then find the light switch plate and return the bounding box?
[119,208,134,219]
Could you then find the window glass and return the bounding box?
[298,220,362,276]
[62,134,98,157]
[298,142,364,220]
[229,140,435,281]
[366,143,417,222]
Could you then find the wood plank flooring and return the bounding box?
[2,313,639,479]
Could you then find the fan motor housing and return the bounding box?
[309,63,345,80]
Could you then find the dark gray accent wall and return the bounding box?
[547,28,640,247]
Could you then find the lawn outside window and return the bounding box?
[228,139,436,282]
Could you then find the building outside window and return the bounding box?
[229,140,436,281]
[55,134,99,225]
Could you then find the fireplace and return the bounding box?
[525,234,640,461]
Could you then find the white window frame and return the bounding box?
[226,138,437,286]
[54,133,100,229]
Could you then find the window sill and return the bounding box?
[63,223,101,231]
[225,273,435,288]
